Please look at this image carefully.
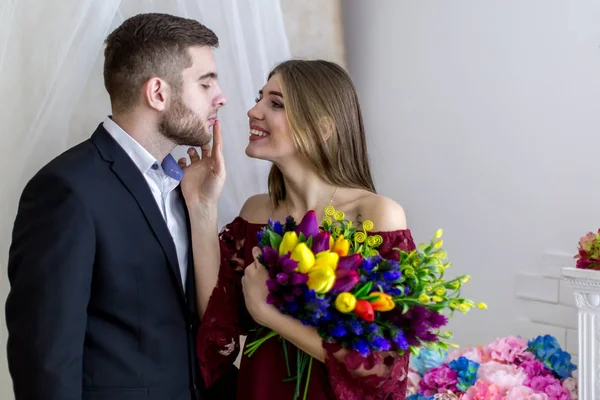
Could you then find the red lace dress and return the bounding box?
[197,217,415,400]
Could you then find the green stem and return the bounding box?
[282,338,291,377]
[244,330,278,357]
[302,356,313,400]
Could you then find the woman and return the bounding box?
[181,60,414,399]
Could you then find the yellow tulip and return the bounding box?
[331,236,350,257]
[314,251,339,271]
[369,292,395,312]
[279,231,299,255]
[335,292,357,313]
[307,265,336,293]
[291,242,315,273]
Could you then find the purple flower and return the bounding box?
[262,246,280,266]
[276,273,289,285]
[385,305,448,347]
[311,231,331,254]
[295,210,319,238]
[332,269,360,292]
[289,272,308,285]
[419,365,459,396]
[338,254,363,271]
[280,256,299,274]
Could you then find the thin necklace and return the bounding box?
[284,187,338,218]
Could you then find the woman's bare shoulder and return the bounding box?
[356,193,407,231]
[239,193,272,223]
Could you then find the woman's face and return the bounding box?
[245,74,297,162]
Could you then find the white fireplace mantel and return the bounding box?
[563,267,600,400]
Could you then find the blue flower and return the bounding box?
[548,350,577,379]
[383,270,402,282]
[347,320,363,335]
[391,329,409,351]
[528,335,577,378]
[330,325,347,338]
[448,356,479,392]
[362,256,382,272]
[371,336,391,351]
[268,219,283,235]
[411,347,448,376]
[354,339,370,356]
[528,335,561,361]
[406,395,433,400]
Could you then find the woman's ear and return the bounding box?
[318,116,336,141]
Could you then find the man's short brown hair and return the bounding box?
[103,13,218,113]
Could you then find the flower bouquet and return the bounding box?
[245,206,485,399]
[575,229,600,270]
[407,334,577,400]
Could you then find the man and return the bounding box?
[5,13,227,399]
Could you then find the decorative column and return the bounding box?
[563,267,600,400]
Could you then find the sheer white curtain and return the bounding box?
[0,0,290,397]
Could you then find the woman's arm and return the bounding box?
[242,257,326,362]
[189,203,220,318]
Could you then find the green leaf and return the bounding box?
[354,282,373,298]
[299,232,306,242]
[360,295,381,302]
[402,303,410,314]
[269,231,283,251]
[305,237,313,249]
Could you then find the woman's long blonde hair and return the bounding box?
[267,60,376,206]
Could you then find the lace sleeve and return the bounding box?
[323,229,416,400]
[197,217,248,388]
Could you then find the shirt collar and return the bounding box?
[102,116,183,182]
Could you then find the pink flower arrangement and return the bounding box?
[407,334,577,400]
[486,336,533,364]
[575,229,600,270]
[418,364,459,396]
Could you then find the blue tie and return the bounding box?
[161,154,184,182]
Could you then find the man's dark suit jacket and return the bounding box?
[6,124,205,400]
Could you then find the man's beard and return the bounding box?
[158,94,212,147]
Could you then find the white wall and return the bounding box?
[343,0,600,348]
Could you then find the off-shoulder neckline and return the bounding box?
[232,216,412,235]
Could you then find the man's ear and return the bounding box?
[319,116,336,141]
[143,77,169,112]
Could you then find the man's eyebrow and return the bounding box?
[198,72,218,80]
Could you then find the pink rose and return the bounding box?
[446,344,491,364]
[505,385,548,400]
[486,336,533,364]
[478,361,527,393]
[521,359,552,379]
[526,375,570,400]
[418,365,458,396]
[562,377,577,400]
[463,380,504,400]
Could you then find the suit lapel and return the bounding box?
[91,125,186,302]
